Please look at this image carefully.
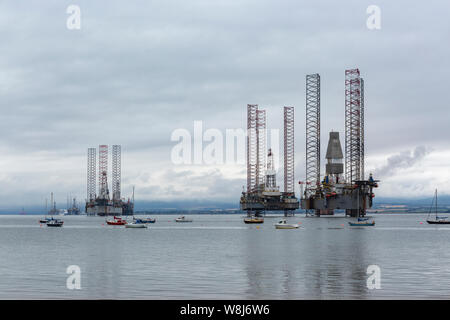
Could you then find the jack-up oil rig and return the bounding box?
[301,70,379,217]
[240,105,299,217]
[240,69,379,218]
[85,145,134,216]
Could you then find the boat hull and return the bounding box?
[134,219,156,224]
[125,224,147,228]
[244,219,264,224]
[275,224,299,229]
[348,221,375,226]
[106,221,127,225]
[427,220,450,224]
[47,222,63,227]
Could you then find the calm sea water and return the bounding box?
[0,213,449,299]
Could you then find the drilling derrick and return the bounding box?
[283,106,296,216]
[284,106,294,194]
[305,74,321,215]
[112,145,121,201]
[301,70,379,217]
[87,148,96,201]
[247,104,258,193]
[98,145,109,199]
[240,105,299,218]
[265,149,276,189]
[360,78,365,180]
[345,69,362,183]
[257,109,266,189]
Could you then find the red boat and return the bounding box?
[106,216,127,225]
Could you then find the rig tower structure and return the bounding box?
[98,144,109,200]
[112,145,121,201]
[247,104,258,193]
[305,74,321,215]
[301,70,379,217]
[87,147,96,201]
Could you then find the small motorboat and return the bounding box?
[106,216,127,225]
[275,219,299,229]
[175,216,193,222]
[133,217,156,224]
[348,217,375,226]
[47,219,64,227]
[244,217,264,224]
[125,223,147,228]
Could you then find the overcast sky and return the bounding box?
[0,0,449,207]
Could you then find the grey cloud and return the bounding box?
[0,1,449,205]
[375,146,431,178]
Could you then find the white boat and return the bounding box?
[125,223,147,228]
[175,216,193,222]
[275,219,299,229]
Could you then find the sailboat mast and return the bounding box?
[436,189,438,219]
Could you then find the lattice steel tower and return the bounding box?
[360,78,365,180]
[345,69,362,183]
[87,148,96,201]
[305,74,321,196]
[256,109,266,188]
[112,145,121,201]
[284,106,295,194]
[247,104,258,192]
[98,145,109,199]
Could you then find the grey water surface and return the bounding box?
[0,213,449,299]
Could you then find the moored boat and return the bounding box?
[106,216,127,225]
[47,219,64,227]
[275,219,299,229]
[244,217,264,224]
[348,217,375,226]
[175,216,193,222]
[125,223,147,228]
[133,217,156,224]
[426,189,450,224]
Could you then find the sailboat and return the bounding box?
[426,189,450,224]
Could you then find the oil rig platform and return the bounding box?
[240,105,299,217]
[240,69,379,218]
[300,70,379,217]
[85,145,134,216]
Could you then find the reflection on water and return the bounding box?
[1,214,450,299]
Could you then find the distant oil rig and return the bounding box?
[85,145,134,216]
[240,69,379,217]
[240,105,299,217]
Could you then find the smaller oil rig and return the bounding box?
[240,105,299,217]
[85,145,134,216]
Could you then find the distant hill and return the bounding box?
[375,195,450,206]
[2,195,450,214]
